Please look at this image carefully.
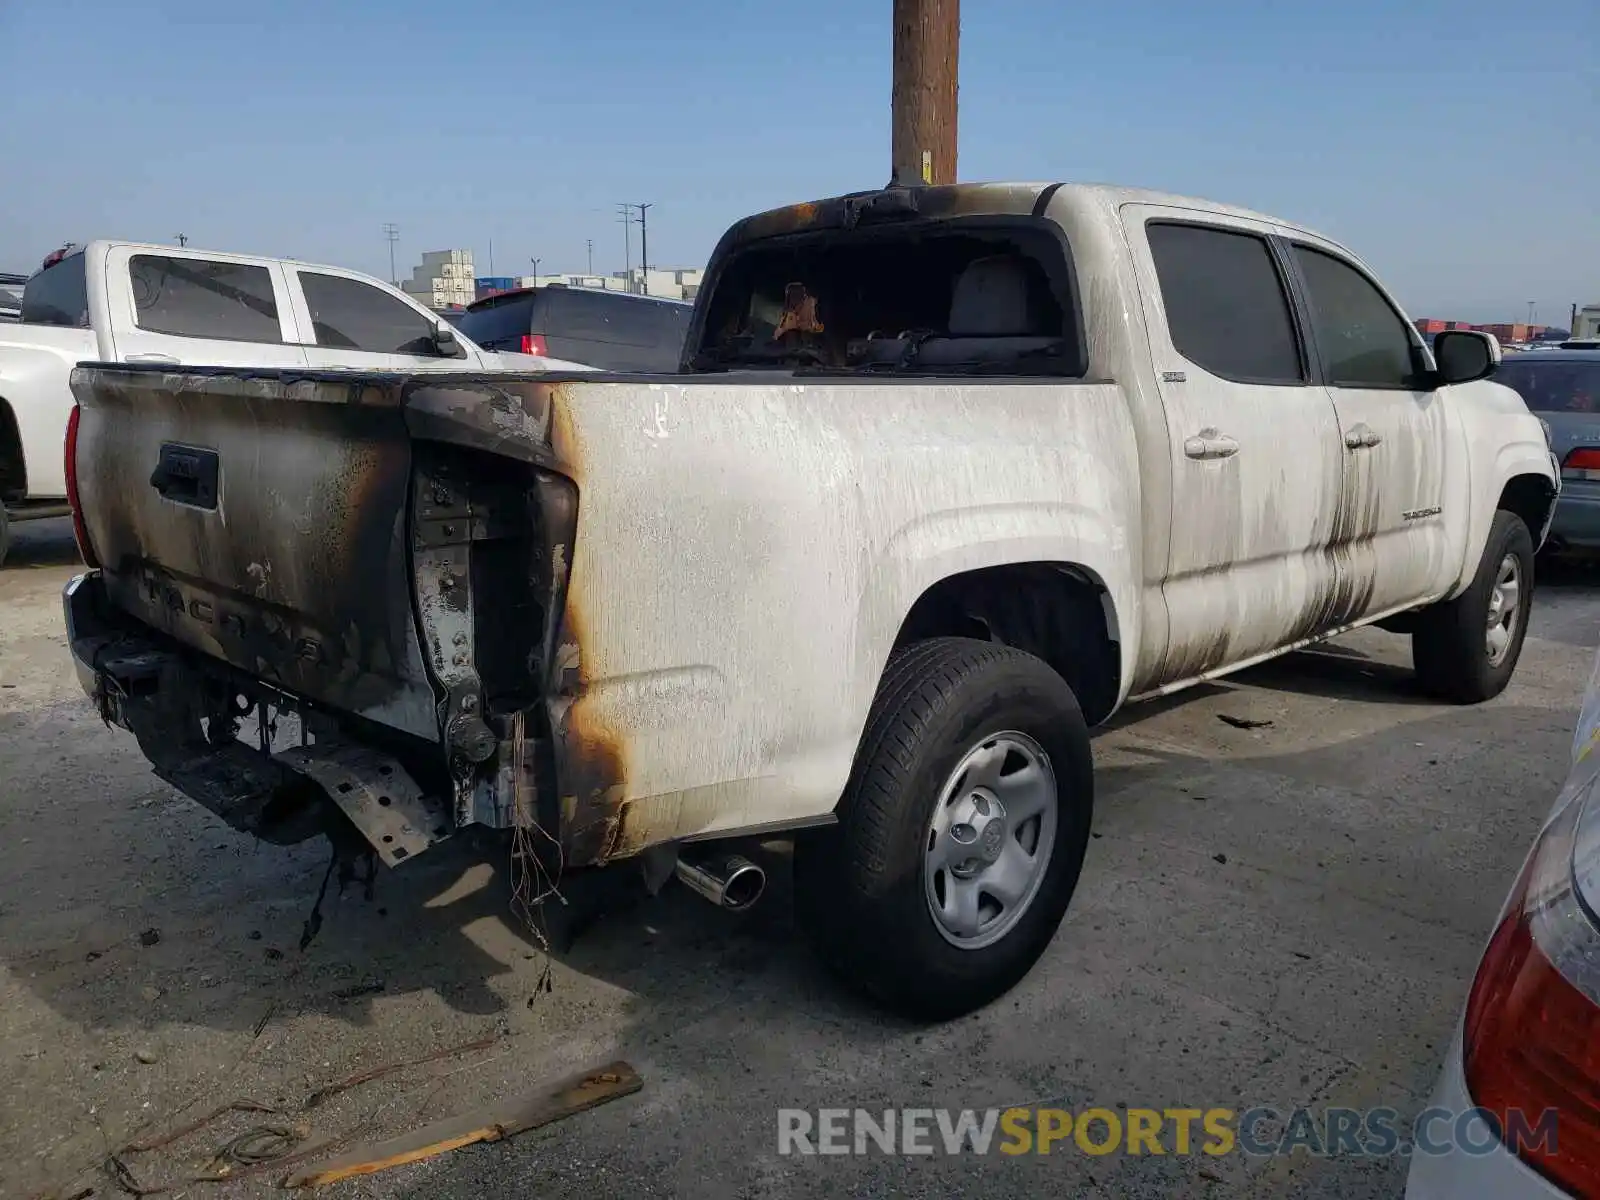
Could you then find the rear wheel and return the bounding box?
[794,637,1093,1019]
[1412,509,1534,703]
[0,505,10,568]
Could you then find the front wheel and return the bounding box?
[794,637,1093,1020]
[1412,509,1534,703]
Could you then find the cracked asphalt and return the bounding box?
[3,517,1596,1199]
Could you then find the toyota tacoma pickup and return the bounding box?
[62,182,1558,1018]
[1,241,578,563]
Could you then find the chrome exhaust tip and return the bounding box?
[675,852,766,912]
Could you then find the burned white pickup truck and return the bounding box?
[63,182,1557,1018]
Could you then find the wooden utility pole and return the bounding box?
[890,0,959,186]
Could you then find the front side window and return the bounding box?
[1146,222,1304,385]
[298,271,438,355]
[130,255,281,341]
[1292,246,1417,389]
[21,254,90,327]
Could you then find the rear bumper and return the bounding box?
[1405,1031,1568,1199]
[1548,489,1600,550]
[64,570,457,866]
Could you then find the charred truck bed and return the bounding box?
[66,365,583,868]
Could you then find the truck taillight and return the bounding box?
[63,405,100,568]
[1562,448,1600,482]
[521,334,548,357]
[1463,776,1600,1196]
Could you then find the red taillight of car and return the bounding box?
[1463,782,1600,1197]
[1562,448,1600,482]
[63,405,100,568]
[520,334,549,357]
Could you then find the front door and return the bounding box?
[285,268,480,372]
[1122,206,1348,686]
[1286,242,1451,617]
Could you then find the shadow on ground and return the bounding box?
[1,516,80,571]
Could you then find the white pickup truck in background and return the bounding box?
[63,182,1559,1018]
[0,241,579,563]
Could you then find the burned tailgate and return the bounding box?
[65,365,581,866]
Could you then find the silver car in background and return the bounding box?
[1407,646,1600,1198]
[1495,350,1600,553]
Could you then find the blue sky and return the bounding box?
[2,0,1594,324]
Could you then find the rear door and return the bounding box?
[103,246,310,368]
[1121,206,1348,682]
[284,268,481,371]
[1285,241,1451,616]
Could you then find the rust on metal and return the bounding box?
[541,381,632,867]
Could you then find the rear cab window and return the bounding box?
[21,252,90,327]
[691,216,1087,376]
[129,255,282,342]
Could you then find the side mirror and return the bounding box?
[1433,329,1500,386]
[433,323,467,359]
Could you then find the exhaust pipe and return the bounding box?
[675,851,766,912]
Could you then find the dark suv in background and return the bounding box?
[457,285,692,372]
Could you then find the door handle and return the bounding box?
[1344,424,1382,450]
[125,353,180,365]
[1183,429,1240,460]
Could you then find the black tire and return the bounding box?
[794,637,1093,1020]
[0,505,9,569]
[1412,509,1534,703]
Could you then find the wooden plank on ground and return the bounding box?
[282,1060,642,1189]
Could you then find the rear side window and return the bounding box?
[1291,246,1417,389]
[457,294,537,345]
[21,255,90,327]
[1146,223,1304,385]
[298,272,438,355]
[130,255,281,342]
[1494,360,1600,414]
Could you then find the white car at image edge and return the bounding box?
[1408,645,1600,1198]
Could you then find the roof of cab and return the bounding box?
[720,180,1350,260]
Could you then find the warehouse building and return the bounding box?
[472,266,704,304]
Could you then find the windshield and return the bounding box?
[1495,359,1600,414]
[20,252,89,327]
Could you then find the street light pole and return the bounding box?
[587,239,594,275]
[530,257,541,283]
[891,0,959,186]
